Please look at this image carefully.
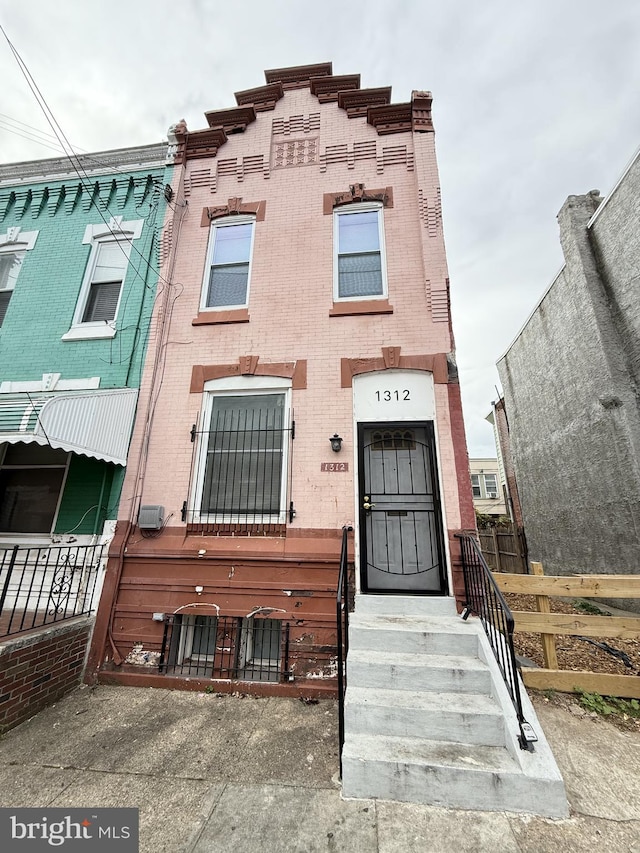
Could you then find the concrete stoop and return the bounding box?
[341,595,569,818]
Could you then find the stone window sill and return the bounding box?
[329,299,393,317]
[192,309,250,326]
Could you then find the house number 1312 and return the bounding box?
[375,390,411,401]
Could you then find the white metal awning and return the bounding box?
[0,388,138,466]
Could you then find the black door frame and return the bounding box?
[357,420,449,595]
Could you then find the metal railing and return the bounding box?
[0,543,104,638]
[457,533,537,750]
[336,524,352,777]
[158,614,290,684]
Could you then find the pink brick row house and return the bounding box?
[87,63,475,695]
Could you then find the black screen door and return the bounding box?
[358,422,447,594]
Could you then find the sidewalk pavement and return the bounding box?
[0,684,638,852]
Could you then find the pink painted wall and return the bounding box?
[120,86,462,534]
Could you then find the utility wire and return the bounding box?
[0,23,172,291]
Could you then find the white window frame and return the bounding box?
[200,215,256,312]
[191,376,292,525]
[62,217,143,341]
[0,228,39,328]
[471,474,482,499]
[333,201,388,302]
[483,473,498,499]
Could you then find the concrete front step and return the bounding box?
[354,594,458,618]
[345,686,505,746]
[347,648,492,694]
[341,732,568,817]
[348,613,480,657]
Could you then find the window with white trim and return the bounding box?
[471,474,481,499]
[0,253,23,327]
[334,202,387,300]
[0,228,39,328]
[483,473,498,499]
[201,216,255,310]
[191,379,292,525]
[63,217,143,341]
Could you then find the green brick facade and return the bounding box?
[0,148,172,536]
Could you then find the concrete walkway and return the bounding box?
[0,685,638,852]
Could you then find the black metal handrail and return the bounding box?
[0,544,104,638]
[336,524,352,777]
[456,533,537,750]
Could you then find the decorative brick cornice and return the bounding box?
[323,183,393,214]
[174,128,228,164]
[265,62,333,90]
[235,82,284,113]
[367,102,413,135]
[338,87,392,118]
[204,106,257,134]
[340,349,449,387]
[200,197,266,226]
[411,90,434,132]
[191,357,307,392]
[310,74,361,103]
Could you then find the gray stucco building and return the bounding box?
[497,148,640,596]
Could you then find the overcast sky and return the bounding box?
[1,1,638,456]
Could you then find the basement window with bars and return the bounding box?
[189,382,293,527]
[162,614,285,682]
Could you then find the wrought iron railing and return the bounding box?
[457,533,537,750]
[336,524,352,777]
[158,613,290,684]
[0,543,104,638]
[184,405,295,529]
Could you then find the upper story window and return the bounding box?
[0,253,23,327]
[201,216,255,310]
[334,203,387,301]
[0,227,39,328]
[81,241,130,323]
[62,217,143,341]
[471,473,499,500]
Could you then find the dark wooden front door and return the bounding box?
[358,422,447,594]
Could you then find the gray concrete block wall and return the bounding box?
[497,153,640,603]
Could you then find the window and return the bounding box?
[201,217,255,310]
[192,381,292,525]
[334,203,387,300]
[169,614,283,682]
[63,217,143,341]
[0,443,70,534]
[0,253,23,327]
[81,241,130,322]
[483,474,498,499]
[471,474,482,499]
[0,227,38,328]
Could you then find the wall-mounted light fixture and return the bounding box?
[329,433,343,453]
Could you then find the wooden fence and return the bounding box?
[493,562,640,699]
[479,524,528,574]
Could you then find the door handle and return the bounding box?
[363,501,375,510]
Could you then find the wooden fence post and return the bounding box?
[530,561,558,670]
[492,528,503,573]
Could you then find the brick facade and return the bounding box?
[88,65,474,694]
[0,618,92,734]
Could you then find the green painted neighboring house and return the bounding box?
[0,144,171,544]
